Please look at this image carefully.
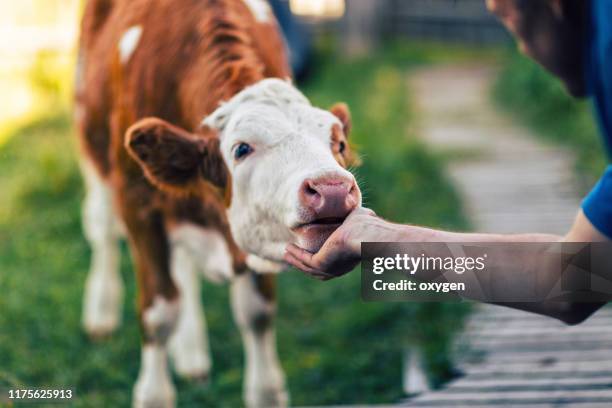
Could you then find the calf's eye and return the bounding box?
[339,141,346,154]
[233,142,253,161]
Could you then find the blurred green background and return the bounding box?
[0,1,608,407]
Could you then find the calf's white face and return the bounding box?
[204,79,361,261]
[126,79,361,266]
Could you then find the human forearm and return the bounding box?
[373,213,606,324]
[287,209,608,324]
[391,224,560,244]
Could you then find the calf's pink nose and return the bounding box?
[299,177,359,218]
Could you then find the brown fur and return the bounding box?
[125,118,228,195]
[76,0,355,341]
[329,104,360,168]
[76,0,289,321]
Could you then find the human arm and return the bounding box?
[285,209,608,324]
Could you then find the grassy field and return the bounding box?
[493,50,608,185]
[0,46,471,407]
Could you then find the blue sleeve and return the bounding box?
[582,166,612,238]
[588,0,612,157]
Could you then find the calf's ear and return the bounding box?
[329,103,361,168]
[125,117,227,194]
[330,102,352,136]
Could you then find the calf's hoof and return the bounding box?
[133,350,176,408]
[168,333,211,382]
[83,314,121,340]
[245,387,289,408]
[132,382,176,408]
[169,347,210,383]
[83,312,120,340]
[82,273,123,339]
[132,395,175,408]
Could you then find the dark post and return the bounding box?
[341,0,385,56]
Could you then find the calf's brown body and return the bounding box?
[77,0,287,317]
[76,0,291,405]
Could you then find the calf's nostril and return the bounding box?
[305,184,318,196]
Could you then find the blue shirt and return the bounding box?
[582,0,612,238]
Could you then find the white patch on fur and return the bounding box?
[242,0,272,22]
[203,78,360,262]
[80,161,124,337]
[168,245,212,379]
[135,297,178,406]
[118,25,142,64]
[247,254,285,274]
[133,345,176,408]
[170,224,234,283]
[231,274,288,408]
[143,296,180,342]
[81,161,119,241]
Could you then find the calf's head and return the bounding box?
[126,79,361,263]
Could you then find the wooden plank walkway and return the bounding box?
[404,305,612,407]
[400,64,612,407]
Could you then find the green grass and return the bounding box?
[493,50,608,186]
[0,46,470,407]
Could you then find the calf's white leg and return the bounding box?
[133,296,179,408]
[167,244,212,380]
[81,161,124,338]
[231,272,288,408]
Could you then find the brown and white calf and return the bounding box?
[75,0,361,406]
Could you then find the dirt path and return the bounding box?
[402,64,612,407]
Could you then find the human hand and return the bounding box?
[284,207,380,280]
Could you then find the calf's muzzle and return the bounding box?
[299,176,359,221]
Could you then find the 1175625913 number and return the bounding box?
[6,388,74,400]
